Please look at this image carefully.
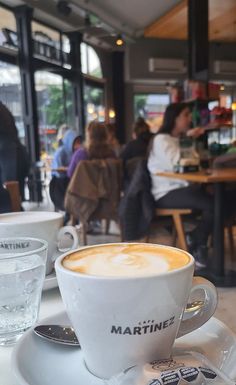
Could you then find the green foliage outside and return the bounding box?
[134,94,148,119]
[43,82,74,128]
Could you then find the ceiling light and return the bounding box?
[115,34,124,46]
[109,109,116,119]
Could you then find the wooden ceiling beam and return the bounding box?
[144,0,187,38]
[145,0,236,42]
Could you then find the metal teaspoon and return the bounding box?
[34,325,80,346]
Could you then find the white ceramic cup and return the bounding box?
[0,211,79,275]
[55,243,218,379]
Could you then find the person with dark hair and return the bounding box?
[120,117,153,186]
[148,103,212,268]
[0,101,30,202]
[120,117,152,164]
[67,121,115,178]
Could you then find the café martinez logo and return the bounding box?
[0,241,30,250]
[111,316,175,335]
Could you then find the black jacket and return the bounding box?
[119,159,155,241]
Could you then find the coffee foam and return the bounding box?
[62,244,190,277]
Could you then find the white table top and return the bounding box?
[0,287,64,385]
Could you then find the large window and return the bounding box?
[84,84,105,124]
[81,43,103,78]
[35,71,75,158]
[0,6,17,50]
[134,93,170,133]
[0,61,24,142]
[81,43,105,124]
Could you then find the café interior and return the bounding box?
[1,0,236,384]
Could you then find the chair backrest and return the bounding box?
[125,156,145,181]
[65,159,123,223]
[3,181,21,212]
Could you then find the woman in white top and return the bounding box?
[148,103,213,268]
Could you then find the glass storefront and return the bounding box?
[35,71,75,160]
[134,93,170,133]
[81,43,103,78]
[84,84,105,124]
[0,61,25,143]
[0,7,17,50]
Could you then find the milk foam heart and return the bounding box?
[62,244,190,277]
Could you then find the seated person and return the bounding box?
[49,130,82,211]
[51,128,77,178]
[67,121,115,178]
[148,103,213,268]
[0,101,30,201]
[120,117,152,166]
[120,117,152,184]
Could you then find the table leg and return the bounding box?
[198,182,236,287]
[213,182,224,276]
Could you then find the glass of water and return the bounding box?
[0,237,47,345]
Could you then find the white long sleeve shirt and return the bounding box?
[147,134,189,201]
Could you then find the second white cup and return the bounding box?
[0,211,79,275]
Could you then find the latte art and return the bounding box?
[62,244,190,277]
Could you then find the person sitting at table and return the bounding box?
[67,121,116,178]
[120,117,152,165]
[0,101,30,202]
[120,117,153,186]
[49,130,82,212]
[148,102,213,268]
[51,128,77,178]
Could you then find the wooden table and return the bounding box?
[156,168,236,287]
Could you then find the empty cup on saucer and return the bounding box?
[0,211,79,275]
[0,237,47,345]
[55,242,218,379]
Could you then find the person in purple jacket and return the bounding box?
[67,121,116,178]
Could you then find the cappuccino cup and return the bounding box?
[0,211,79,275]
[55,243,217,379]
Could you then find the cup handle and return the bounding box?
[57,225,79,253]
[177,276,218,338]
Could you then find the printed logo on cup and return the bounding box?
[111,316,175,336]
[0,241,30,250]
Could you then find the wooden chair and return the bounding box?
[146,208,192,251]
[65,159,123,246]
[4,181,21,212]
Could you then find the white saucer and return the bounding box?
[43,270,58,291]
[12,312,236,385]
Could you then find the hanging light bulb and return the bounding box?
[116,34,124,46]
[109,109,116,119]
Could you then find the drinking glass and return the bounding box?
[0,237,48,345]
